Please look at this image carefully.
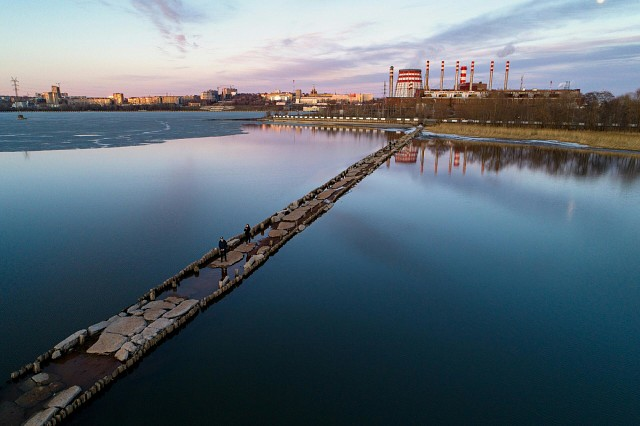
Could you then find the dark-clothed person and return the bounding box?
[218,237,228,261]
[244,224,251,242]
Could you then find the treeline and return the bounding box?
[320,90,640,131]
[445,90,640,130]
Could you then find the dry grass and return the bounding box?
[428,123,640,152]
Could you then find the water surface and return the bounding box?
[2,114,639,424]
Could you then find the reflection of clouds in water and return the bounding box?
[567,200,576,221]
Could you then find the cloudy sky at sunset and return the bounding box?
[2,0,639,97]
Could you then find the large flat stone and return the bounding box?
[235,242,256,253]
[283,209,306,221]
[268,229,287,238]
[316,189,335,200]
[15,386,53,408]
[143,300,176,311]
[277,221,295,230]
[86,332,127,354]
[143,309,167,321]
[27,372,61,386]
[88,320,111,336]
[209,250,243,267]
[164,296,184,304]
[147,318,173,331]
[54,329,87,351]
[46,385,81,409]
[23,407,58,426]
[31,373,49,385]
[104,316,147,337]
[332,177,354,188]
[163,299,199,319]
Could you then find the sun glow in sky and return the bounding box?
[2,0,639,97]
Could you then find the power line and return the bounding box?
[11,77,19,99]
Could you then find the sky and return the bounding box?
[2,0,639,97]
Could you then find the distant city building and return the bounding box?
[263,90,294,103]
[294,86,374,105]
[127,95,182,105]
[44,85,61,105]
[111,93,125,105]
[67,96,114,106]
[201,90,218,102]
[161,95,182,105]
[220,87,237,100]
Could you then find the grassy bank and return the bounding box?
[428,123,640,152]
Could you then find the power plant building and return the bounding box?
[387,61,579,99]
[394,69,423,97]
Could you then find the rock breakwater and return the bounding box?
[0,127,421,426]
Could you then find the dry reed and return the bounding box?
[428,123,640,152]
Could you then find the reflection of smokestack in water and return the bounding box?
[489,60,494,90]
[460,66,467,86]
[440,61,445,90]
[470,61,475,91]
[425,60,430,91]
[504,61,510,90]
[454,61,460,90]
[389,66,394,97]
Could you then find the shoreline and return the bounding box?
[265,117,640,155]
[428,123,640,152]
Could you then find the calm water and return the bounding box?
[1,113,639,424]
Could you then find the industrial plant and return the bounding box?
[387,60,580,99]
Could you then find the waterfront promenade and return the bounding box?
[0,127,422,426]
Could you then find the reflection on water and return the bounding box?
[2,120,640,424]
[245,122,401,143]
[394,139,640,180]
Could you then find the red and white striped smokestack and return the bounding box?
[489,60,494,90]
[460,66,467,86]
[504,61,510,90]
[389,66,394,97]
[425,60,430,91]
[454,61,460,91]
[440,60,445,90]
[470,61,475,91]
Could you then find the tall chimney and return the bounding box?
[425,60,430,91]
[489,60,494,90]
[440,61,445,90]
[454,61,460,91]
[504,61,510,90]
[460,66,467,86]
[388,66,394,97]
[470,61,475,91]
